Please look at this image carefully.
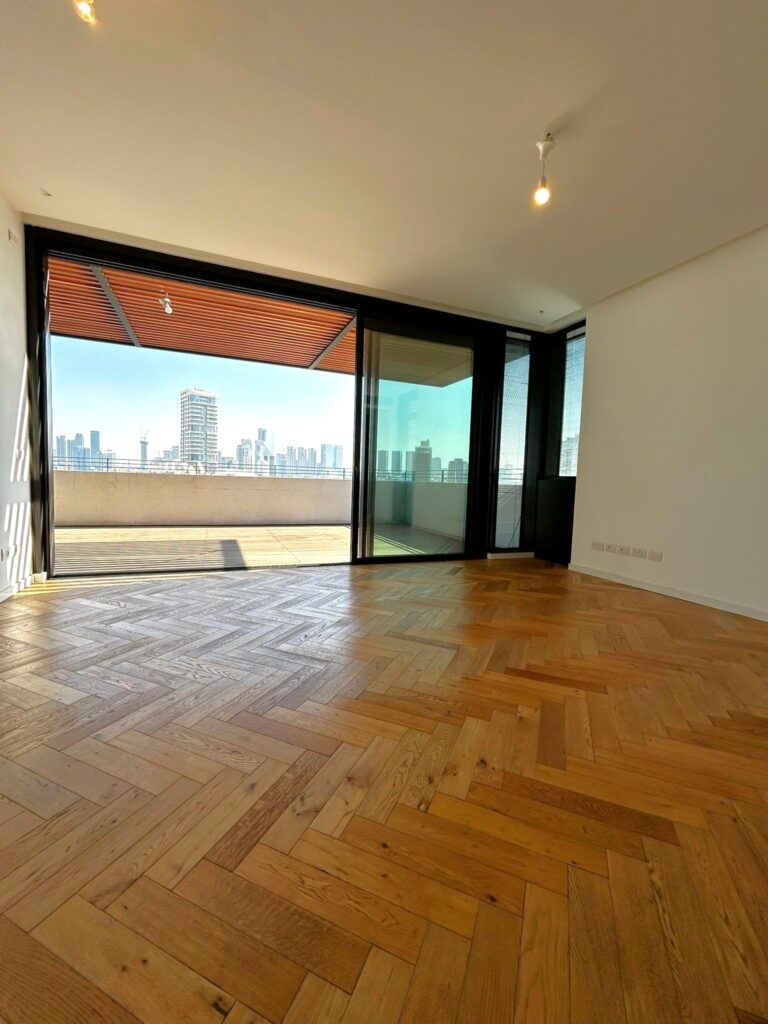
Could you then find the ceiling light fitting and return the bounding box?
[159,293,173,315]
[73,0,96,23]
[533,133,555,207]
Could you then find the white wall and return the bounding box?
[0,193,32,602]
[571,226,768,621]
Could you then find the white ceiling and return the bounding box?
[2,0,767,329]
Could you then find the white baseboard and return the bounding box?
[487,551,535,560]
[0,574,36,605]
[568,564,768,623]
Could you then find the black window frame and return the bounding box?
[25,225,556,578]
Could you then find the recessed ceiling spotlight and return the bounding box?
[158,292,173,315]
[533,133,555,207]
[73,0,96,23]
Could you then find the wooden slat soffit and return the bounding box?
[47,256,357,374]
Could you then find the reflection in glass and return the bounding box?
[364,332,474,556]
[494,342,530,549]
[560,334,585,475]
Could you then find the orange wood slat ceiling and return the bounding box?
[48,257,356,372]
[314,327,356,374]
[47,258,132,344]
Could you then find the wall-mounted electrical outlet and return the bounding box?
[617,544,630,555]
[648,550,663,562]
[591,541,605,551]
[605,543,617,553]
[7,229,18,246]
[631,547,647,559]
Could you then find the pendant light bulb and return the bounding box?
[73,0,96,23]
[533,133,555,207]
[534,178,551,206]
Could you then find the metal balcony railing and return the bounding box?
[53,456,352,479]
[53,457,524,485]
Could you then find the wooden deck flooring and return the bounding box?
[53,524,452,575]
[0,558,767,1023]
[54,525,353,575]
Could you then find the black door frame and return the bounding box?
[356,317,483,564]
[25,225,553,578]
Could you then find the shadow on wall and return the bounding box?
[2,357,32,594]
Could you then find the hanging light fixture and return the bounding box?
[73,0,96,22]
[533,133,555,206]
[159,292,173,315]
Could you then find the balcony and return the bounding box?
[52,460,523,574]
[53,462,352,574]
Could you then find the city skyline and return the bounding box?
[52,335,489,469]
[51,336,354,462]
[54,417,348,475]
[55,422,477,480]
[51,334,555,479]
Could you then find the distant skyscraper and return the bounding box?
[140,435,148,466]
[255,428,271,468]
[447,458,468,482]
[56,435,66,461]
[320,444,343,470]
[180,389,218,465]
[236,438,253,471]
[67,436,85,465]
[560,433,579,476]
[90,430,101,459]
[430,456,442,477]
[390,450,403,476]
[377,450,389,476]
[412,440,432,481]
[307,448,317,470]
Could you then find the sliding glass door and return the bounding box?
[358,326,475,559]
[493,341,531,549]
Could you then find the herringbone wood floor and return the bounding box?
[0,559,767,1024]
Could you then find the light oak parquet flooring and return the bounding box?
[1,558,767,1023]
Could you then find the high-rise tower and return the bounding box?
[180,389,218,466]
[412,439,432,481]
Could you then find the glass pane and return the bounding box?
[364,331,474,557]
[494,342,530,548]
[560,333,586,475]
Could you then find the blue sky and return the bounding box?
[52,335,480,467]
[51,336,355,462]
[375,377,473,464]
